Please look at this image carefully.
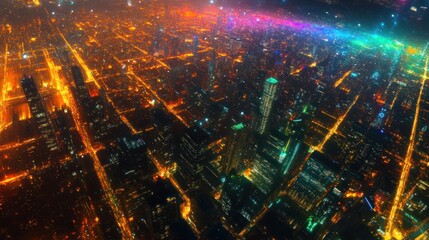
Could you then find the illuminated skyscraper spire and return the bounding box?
[256,77,278,135]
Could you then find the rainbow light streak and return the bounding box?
[210,6,423,57]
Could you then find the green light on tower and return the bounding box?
[305,216,318,233]
[232,123,245,131]
[266,77,279,84]
[302,105,309,114]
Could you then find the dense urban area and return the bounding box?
[0,0,428,239]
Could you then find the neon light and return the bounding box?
[306,216,318,233]
[266,77,279,84]
[232,122,245,130]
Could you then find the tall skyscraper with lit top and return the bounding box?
[21,75,59,155]
[256,77,278,135]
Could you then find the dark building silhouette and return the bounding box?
[223,122,248,175]
[176,125,212,192]
[21,75,59,157]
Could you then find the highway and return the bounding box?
[384,57,428,240]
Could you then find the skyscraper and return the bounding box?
[256,77,278,135]
[286,151,339,211]
[152,108,175,167]
[223,122,247,175]
[70,66,108,140]
[193,35,199,58]
[21,75,59,155]
[71,65,90,107]
[176,125,211,191]
[207,51,216,94]
[251,130,293,195]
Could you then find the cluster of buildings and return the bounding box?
[0,0,428,239]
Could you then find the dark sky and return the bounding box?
[223,0,429,40]
[2,0,427,40]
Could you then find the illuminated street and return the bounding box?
[385,57,428,240]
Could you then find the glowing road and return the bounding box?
[314,94,360,152]
[108,29,190,127]
[384,57,428,240]
[58,61,132,240]
[129,72,190,128]
[334,70,352,88]
[43,49,61,92]
[74,25,190,130]
[38,14,133,239]
[0,137,36,152]
[56,27,100,88]
[42,36,134,239]
[0,43,7,132]
[147,151,200,237]
[0,171,28,185]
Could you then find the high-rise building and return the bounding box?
[223,122,248,175]
[151,108,175,167]
[402,175,429,239]
[71,66,90,107]
[21,75,59,155]
[51,108,78,157]
[276,137,307,177]
[256,77,278,135]
[219,172,264,233]
[101,134,151,237]
[286,151,339,211]
[219,173,253,232]
[207,51,216,93]
[250,130,290,195]
[193,35,199,58]
[149,193,180,240]
[250,154,280,195]
[70,66,108,140]
[175,125,212,191]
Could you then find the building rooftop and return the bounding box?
[266,77,279,84]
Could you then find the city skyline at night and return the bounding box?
[0,0,428,239]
